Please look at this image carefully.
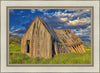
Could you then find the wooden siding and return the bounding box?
[21,16,52,59]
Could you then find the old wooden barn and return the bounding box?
[21,16,85,59]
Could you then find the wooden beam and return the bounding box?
[55,42,58,55]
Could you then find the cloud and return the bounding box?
[41,9,91,30]
[10,28,26,35]
[53,11,72,17]
[11,26,15,30]
[20,11,24,13]
[31,9,49,13]
[67,17,91,26]
[64,9,68,12]
[17,11,24,15]
[60,18,68,22]
[72,25,91,40]
[52,9,91,20]
[42,15,91,29]
[37,9,44,12]
[71,9,91,19]
[41,9,91,29]
[43,16,66,28]
[31,9,36,13]
[43,12,54,16]
[22,16,26,18]
[37,9,49,13]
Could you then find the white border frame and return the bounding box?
[1,1,99,72]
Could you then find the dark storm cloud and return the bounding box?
[42,16,67,28]
[65,24,91,29]
[42,15,91,30]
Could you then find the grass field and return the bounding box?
[9,44,91,64]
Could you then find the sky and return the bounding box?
[9,9,91,41]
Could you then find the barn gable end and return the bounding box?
[21,16,54,58]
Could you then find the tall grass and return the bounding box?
[9,44,91,64]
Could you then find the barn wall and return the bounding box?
[21,20,35,57]
[32,19,52,59]
[21,17,52,59]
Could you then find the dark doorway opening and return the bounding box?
[27,40,30,53]
[52,41,55,57]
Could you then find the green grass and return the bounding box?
[9,44,91,64]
